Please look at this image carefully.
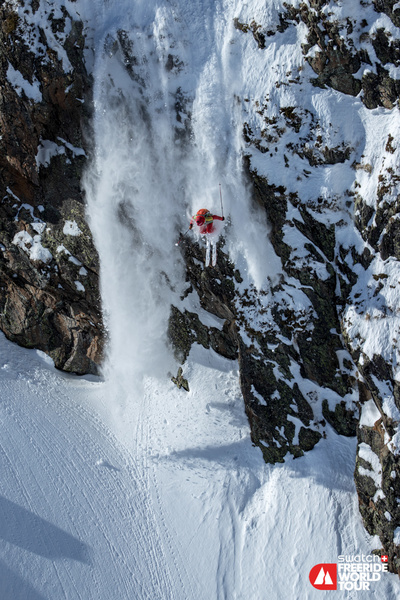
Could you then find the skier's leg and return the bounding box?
[205,236,210,267]
[212,238,217,266]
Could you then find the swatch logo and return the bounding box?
[309,563,338,590]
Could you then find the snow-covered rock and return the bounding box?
[0,0,102,374]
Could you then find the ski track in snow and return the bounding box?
[0,338,398,599]
[0,371,173,598]
[0,336,188,599]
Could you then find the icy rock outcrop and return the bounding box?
[0,1,102,374]
[169,238,239,365]
[171,225,327,463]
[229,0,400,574]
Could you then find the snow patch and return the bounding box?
[36,138,86,168]
[7,62,42,102]
[359,399,381,428]
[63,220,82,236]
[251,384,267,406]
[36,140,65,167]
[74,280,85,292]
[12,230,52,264]
[358,442,382,489]
[69,255,82,266]
[393,527,400,546]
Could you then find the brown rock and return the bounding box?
[0,4,103,374]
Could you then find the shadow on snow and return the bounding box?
[0,495,91,564]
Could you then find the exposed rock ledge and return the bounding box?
[0,2,102,374]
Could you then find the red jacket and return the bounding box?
[190,209,224,234]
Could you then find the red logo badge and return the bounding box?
[381,555,388,563]
[309,564,337,590]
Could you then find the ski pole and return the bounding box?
[175,227,190,246]
[219,183,224,218]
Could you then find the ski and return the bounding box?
[211,240,217,267]
[205,238,211,267]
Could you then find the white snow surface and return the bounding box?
[6,63,42,103]
[0,334,396,599]
[359,399,381,428]
[12,230,53,264]
[63,220,82,237]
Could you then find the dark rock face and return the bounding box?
[171,200,331,463]
[274,0,400,109]
[239,166,354,461]
[169,236,239,365]
[195,0,400,575]
[0,2,103,373]
[302,13,362,96]
[353,355,400,574]
[355,413,400,575]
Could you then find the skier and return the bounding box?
[189,209,225,267]
[189,209,224,234]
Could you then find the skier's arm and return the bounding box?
[212,215,225,221]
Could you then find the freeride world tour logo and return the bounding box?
[309,564,337,590]
[309,555,389,592]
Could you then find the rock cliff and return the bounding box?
[0,0,102,374]
[171,0,400,574]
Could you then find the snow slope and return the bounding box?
[0,332,397,599]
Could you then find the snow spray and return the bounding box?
[84,0,278,397]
